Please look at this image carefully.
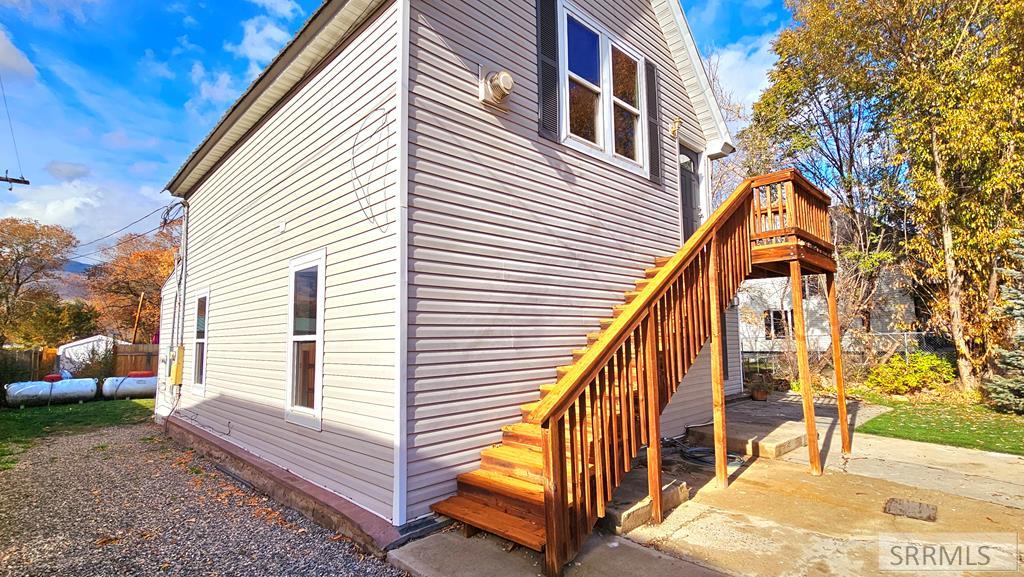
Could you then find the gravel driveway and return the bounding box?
[0,423,407,577]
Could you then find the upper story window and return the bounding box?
[559,4,647,175]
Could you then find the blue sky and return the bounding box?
[0,0,787,260]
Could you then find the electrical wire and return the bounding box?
[66,222,165,261]
[0,71,24,178]
[67,201,184,262]
[75,204,169,249]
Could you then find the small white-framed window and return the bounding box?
[285,248,326,430]
[558,1,647,175]
[193,289,209,395]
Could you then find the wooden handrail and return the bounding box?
[526,178,755,426]
[536,168,832,576]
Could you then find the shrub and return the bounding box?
[866,352,956,395]
[72,345,116,383]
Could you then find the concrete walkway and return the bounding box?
[389,530,730,577]
[390,395,1024,577]
[625,395,1024,577]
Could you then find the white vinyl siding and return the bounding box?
[403,0,711,520]
[660,306,743,433]
[157,267,179,414]
[171,3,401,521]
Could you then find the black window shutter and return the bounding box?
[644,61,662,184]
[537,0,559,141]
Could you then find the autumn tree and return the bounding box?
[752,0,1024,390]
[747,8,914,341]
[13,293,100,347]
[0,218,78,348]
[87,223,178,343]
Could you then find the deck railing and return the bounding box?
[526,169,832,575]
[750,169,833,252]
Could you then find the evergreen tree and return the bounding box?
[987,233,1024,414]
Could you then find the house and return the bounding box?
[739,268,917,355]
[156,0,847,574]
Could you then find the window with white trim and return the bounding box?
[286,249,326,430]
[193,290,209,393]
[559,3,647,174]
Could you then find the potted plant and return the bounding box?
[748,380,773,401]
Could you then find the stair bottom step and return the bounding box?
[431,495,547,552]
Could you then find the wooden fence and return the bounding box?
[113,344,159,376]
[0,348,58,383]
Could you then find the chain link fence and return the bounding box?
[742,331,956,382]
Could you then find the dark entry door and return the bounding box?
[679,146,700,240]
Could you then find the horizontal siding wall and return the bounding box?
[156,267,179,413]
[660,306,743,436]
[404,0,709,519]
[165,3,401,521]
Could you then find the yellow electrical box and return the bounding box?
[171,345,185,386]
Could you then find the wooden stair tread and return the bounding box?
[482,444,543,468]
[458,469,544,506]
[431,495,546,551]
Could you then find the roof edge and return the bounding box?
[661,0,735,155]
[166,0,372,197]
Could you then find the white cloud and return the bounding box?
[171,35,202,57]
[189,61,205,84]
[687,0,722,31]
[245,0,302,20]
[198,72,237,104]
[138,48,174,80]
[0,179,167,246]
[225,16,289,79]
[185,61,240,124]
[45,160,90,180]
[0,26,37,78]
[707,30,779,111]
[101,129,159,150]
[1,0,103,26]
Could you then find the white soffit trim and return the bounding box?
[167,0,387,197]
[650,0,735,158]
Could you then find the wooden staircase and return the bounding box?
[431,170,845,576]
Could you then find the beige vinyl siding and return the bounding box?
[404,0,712,519]
[660,306,743,434]
[170,3,401,520]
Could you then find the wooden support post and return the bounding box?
[542,424,566,577]
[826,273,851,454]
[644,311,663,523]
[790,261,822,475]
[708,235,729,488]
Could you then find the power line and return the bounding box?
[0,71,24,179]
[68,222,166,262]
[75,204,170,249]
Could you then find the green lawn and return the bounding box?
[857,401,1024,456]
[0,399,154,469]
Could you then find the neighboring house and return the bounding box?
[58,335,127,372]
[156,0,841,572]
[738,269,916,354]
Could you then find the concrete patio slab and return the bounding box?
[389,529,730,577]
[687,419,807,459]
